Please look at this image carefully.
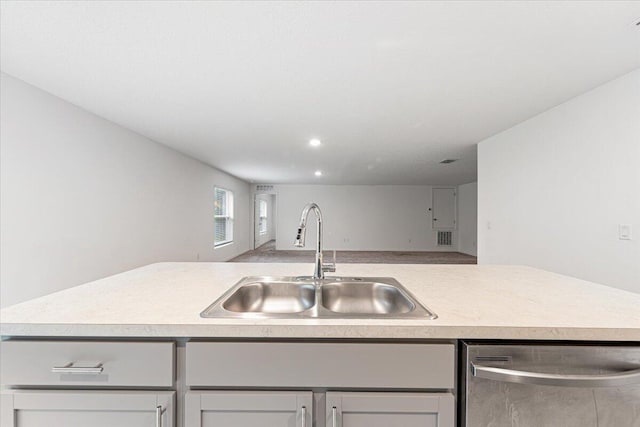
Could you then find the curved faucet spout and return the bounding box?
[293,203,334,279]
[294,203,321,248]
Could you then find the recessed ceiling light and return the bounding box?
[314,170,322,177]
[440,159,459,164]
[309,139,322,147]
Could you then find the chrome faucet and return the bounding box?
[294,203,336,279]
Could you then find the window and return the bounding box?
[259,200,268,235]
[214,187,234,247]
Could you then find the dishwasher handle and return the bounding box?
[471,363,640,388]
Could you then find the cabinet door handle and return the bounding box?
[156,405,163,427]
[332,406,338,427]
[301,406,306,427]
[51,362,103,374]
[472,363,640,387]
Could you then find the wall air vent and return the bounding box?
[439,159,458,164]
[256,184,274,193]
[437,231,453,246]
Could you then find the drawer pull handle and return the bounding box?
[156,405,163,427]
[51,362,104,374]
[301,405,306,427]
[332,406,338,427]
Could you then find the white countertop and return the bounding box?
[1,262,639,340]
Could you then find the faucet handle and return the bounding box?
[323,250,337,273]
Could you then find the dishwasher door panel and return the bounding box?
[462,343,640,427]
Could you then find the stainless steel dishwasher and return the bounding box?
[461,342,640,427]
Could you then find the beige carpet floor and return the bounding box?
[230,240,477,264]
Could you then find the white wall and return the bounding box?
[457,182,477,256]
[478,70,640,293]
[275,185,457,251]
[0,73,252,307]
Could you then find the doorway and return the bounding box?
[254,193,277,250]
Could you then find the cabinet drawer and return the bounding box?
[186,342,454,389]
[0,341,174,387]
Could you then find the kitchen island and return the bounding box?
[1,262,639,340]
[1,263,639,427]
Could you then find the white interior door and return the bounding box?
[432,188,456,229]
[254,195,260,249]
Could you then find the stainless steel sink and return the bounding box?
[222,281,316,314]
[201,276,437,319]
[321,280,415,314]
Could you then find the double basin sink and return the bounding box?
[201,276,437,319]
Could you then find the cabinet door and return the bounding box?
[185,391,312,427]
[1,390,174,427]
[326,392,454,427]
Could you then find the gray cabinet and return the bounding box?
[1,390,175,427]
[0,340,175,388]
[186,342,454,389]
[184,342,456,427]
[0,340,456,427]
[184,391,312,427]
[326,392,455,427]
[0,341,176,427]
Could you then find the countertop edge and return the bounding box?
[2,323,639,342]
